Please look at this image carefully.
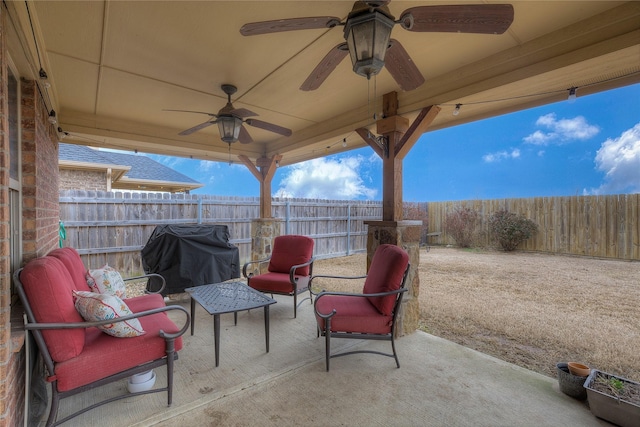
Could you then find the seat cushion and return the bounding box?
[268,235,314,275]
[125,293,166,313]
[19,257,86,362]
[315,295,393,335]
[48,247,92,292]
[54,312,184,392]
[363,244,409,316]
[249,272,295,294]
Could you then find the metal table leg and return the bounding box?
[190,297,196,335]
[214,313,221,367]
[264,305,270,353]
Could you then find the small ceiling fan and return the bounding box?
[166,84,292,144]
[240,1,514,91]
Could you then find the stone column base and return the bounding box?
[250,219,283,274]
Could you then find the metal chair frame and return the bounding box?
[14,268,190,427]
[312,264,410,371]
[243,250,315,319]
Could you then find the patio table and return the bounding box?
[185,279,277,367]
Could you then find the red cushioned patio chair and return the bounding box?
[14,255,190,426]
[242,234,315,318]
[312,244,410,371]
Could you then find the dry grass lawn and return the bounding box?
[312,247,640,382]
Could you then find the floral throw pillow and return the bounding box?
[86,265,127,298]
[73,291,145,337]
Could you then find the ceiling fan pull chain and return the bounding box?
[373,74,378,121]
[367,77,371,125]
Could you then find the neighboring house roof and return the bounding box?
[59,143,202,193]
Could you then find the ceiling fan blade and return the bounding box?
[164,109,217,117]
[400,4,514,34]
[230,108,258,118]
[238,125,253,144]
[245,119,292,137]
[300,43,349,91]
[178,120,216,136]
[240,16,342,36]
[385,39,425,92]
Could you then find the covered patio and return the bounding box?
[43,295,604,427]
[4,2,639,425]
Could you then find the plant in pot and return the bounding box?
[583,370,640,427]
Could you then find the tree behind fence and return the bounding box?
[59,191,638,278]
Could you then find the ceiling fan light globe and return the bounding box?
[217,116,242,143]
[344,9,394,79]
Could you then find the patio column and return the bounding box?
[239,154,284,267]
[238,154,282,219]
[358,92,441,335]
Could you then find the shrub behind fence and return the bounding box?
[427,194,639,260]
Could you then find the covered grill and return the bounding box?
[141,224,240,295]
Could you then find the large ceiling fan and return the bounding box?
[240,1,514,91]
[167,84,292,144]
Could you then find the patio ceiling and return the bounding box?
[6,1,640,167]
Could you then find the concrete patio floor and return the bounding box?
[44,294,608,427]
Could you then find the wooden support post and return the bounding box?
[238,154,282,219]
[356,93,441,221]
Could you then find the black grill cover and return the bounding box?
[141,224,240,295]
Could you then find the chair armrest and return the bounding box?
[123,273,166,294]
[310,274,367,282]
[24,305,191,340]
[313,288,408,319]
[242,257,271,278]
[308,273,367,296]
[289,257,315,283]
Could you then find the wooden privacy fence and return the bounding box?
[426,194,639,260]
[59,191,383,276]
[59,191,638,278]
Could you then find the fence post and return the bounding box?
[197,196,202,224]
[286,200,291,235]
[347,203,351,255]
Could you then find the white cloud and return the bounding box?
[524,113,599,145]
[483,148,521,163]
[274,156,377,200]
[523,130,555,145]
[198,160,218,173]
[586,123,640,195]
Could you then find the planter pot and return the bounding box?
[568,362,590,377]
[556,362,587,400]
[583,369,640,427]
[127,370,156,393]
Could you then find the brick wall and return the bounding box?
[0,5,18,424]
[21,80,59,261]
[0,5,60,422]
[60,169,108,191]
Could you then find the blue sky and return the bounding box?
[146,83,640,202]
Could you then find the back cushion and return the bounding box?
[49,247,91,292]
[363,244,409,315]
[20,257,85,362]
[268,235,314,276]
